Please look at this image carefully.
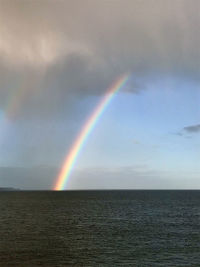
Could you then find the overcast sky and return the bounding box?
[0,0,199,189]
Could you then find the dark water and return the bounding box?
[0,190,200,266]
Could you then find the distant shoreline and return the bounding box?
[0,187,20,191]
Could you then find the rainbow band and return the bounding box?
[54,74,129,190]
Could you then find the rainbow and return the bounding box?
[2,73,41,123]
[0,78,33,140]
[54,74,130,190]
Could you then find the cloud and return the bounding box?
[0,165,199,190]
[68,166,200,190]
[1,2,200,78]
[0,165,170,190]
[183,124,200,133]
[173,132,183,136]
[0,166,58,190]
[0,0,92,66]
[132,139,141,145]
[174,123,200,137]
[0,0,200,120]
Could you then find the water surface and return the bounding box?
[0,190,199,266]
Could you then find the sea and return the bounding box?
[0,190,199,266]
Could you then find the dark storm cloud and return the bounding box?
[0,0,200,119]
[183,124,200,133]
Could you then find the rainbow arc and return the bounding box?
[54,74,129,190]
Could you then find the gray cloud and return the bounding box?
[1,1,200,130]
[1,0,200,105]
[183,124,200,133]
[0,166,58,190]
[174,123,200,137]
[0,164,199,190]
[0,0,199,122]
[0,166,187,190]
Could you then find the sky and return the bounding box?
[0,0,199,189]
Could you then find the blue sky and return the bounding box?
[74,75,199,174]
[0,73,199,189]
[0,0,199,189]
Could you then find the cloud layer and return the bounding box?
[0,166,198,190]
[1,0,200,115]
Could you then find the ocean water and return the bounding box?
[0,190,200,266]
